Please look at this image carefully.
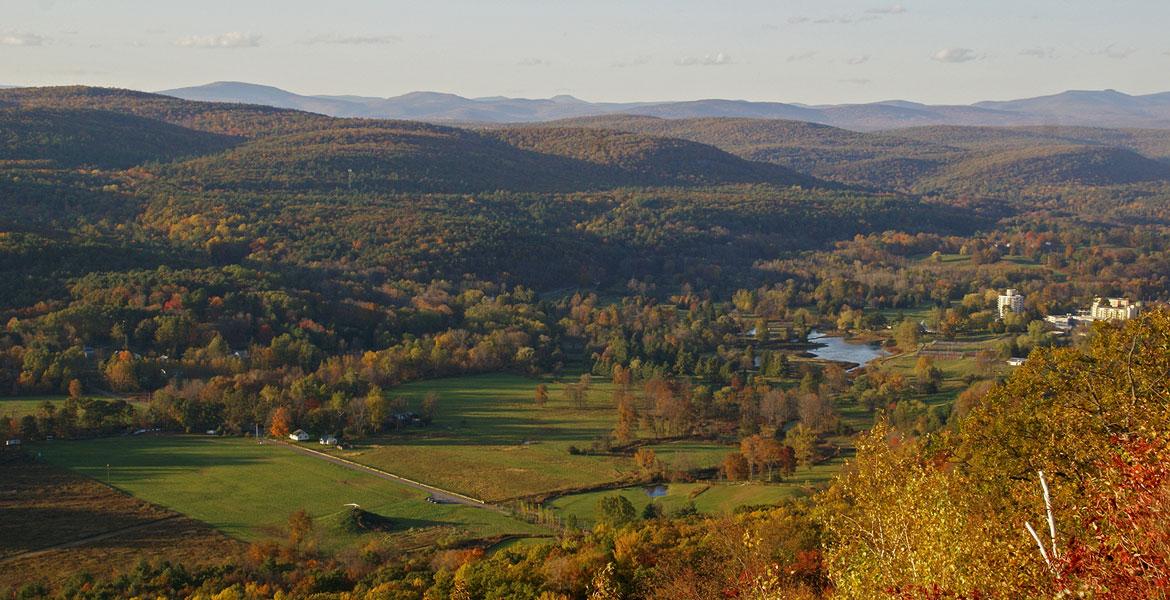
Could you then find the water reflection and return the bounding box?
[806,330,888,371]
[643,485,668,497]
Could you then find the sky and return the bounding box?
[2,0,1168,105]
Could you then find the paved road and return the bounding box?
[258,438,506,514]
[0,516,179,565]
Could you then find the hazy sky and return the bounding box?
[3,0,1167,104]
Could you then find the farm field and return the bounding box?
[0,395,77,422]
[33,434,546,546]
[547,481,804,527]
[0,454,240,589]
[339,373,640,502]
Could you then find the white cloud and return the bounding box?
[814,15,853,24]
[932,47,978,63]
[787,51,817,62]
[846,54,871,65]
[1019,47,1056,59]
[866,5,907,14]
[610,55,651,68]
[675,52,732,66]
[174,32,260,48]
[518,57,547,67]
[0,31,47,46]
[1093,44,1135,59]
[300,33,399,45]
[788,16,809,24]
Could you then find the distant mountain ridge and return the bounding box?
[153,82,1170,131]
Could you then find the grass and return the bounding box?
[641,440,737,471]
[34,434,546,545]
[547,481,805,527]
[340,373,638,502]
[0,395,82,422]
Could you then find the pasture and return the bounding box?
[339,373,641,502]
[34,434,545,545]
[0,395,74,422]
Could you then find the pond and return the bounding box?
[642,485,669,498]
[806,330,888,371]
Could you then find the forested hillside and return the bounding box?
[0,107,240,168]
[524,114,1170,197]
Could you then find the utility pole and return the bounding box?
[347,169,353,190]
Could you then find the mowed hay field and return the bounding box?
[0,453,240,589]
[339,373,638,502]
[34,435,546,545]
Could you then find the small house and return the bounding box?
[289,429,311,442]
[1006,357,1027,367]
[5,439,20,447]
[319,435,338,445]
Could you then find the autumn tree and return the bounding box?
[421,391,440,424]
[534,384,549,407]
[270,406,293,438]
[635,448,660,476]
[723,452,750,480]
[286,509,314,546]
[893,320,920,351]
[366,386,388,430]
[104,352,138,392]
[67,378,83,399]
[785,424,818,471]
[612,392,639,444]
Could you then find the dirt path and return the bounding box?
[0,516,179,565]
[258,438,507,514]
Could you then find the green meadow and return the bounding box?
[0,396,84,422]
[35,434,546,545]
[339,373,640,502]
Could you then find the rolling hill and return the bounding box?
[881,125,1170,160]
[912,145,1170,193]
[505,115,956,176]
[0,106,241,168]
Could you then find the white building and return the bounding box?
[998,289,1025,317]
[289,429,311,442]
[1090,297,1140,321]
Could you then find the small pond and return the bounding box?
[806,330,888,371]
[642,485,669,498]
